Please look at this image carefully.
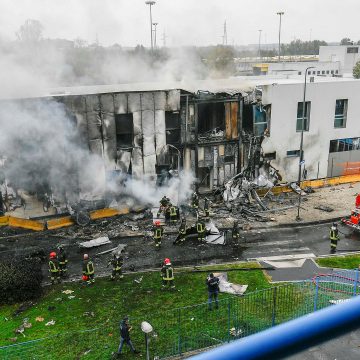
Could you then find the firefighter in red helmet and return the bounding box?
[48,251,61,285]
[153,220,164,248]
[161,258,175,290]
[82,253,95,285]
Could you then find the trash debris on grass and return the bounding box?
[35,317,44,322]
[83,312,95,317]
[215,273,248,295]
[62,290,74,295]
[79,236,111,248]
[68,295,75,299]
[45,320,55,326]
[229,327,243,337]
[134,276,143,284]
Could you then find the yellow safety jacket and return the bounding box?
[170,207,177,217]
[154,227,163,239]
[330,229,339,241]
[49,260,59,273]
[162,266,174,281]
[197,223,205,233]
[83,260,95,275]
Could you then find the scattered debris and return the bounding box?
[45,320,56,326]
[83,312,95,317]
[95,244,126,257]
[35,317,44,322]
[303,186,315,194]
[68,295,75,299]
[215,273,248,295]
[329,299,350,305]
[8,337,18,342]
[79,236,111,248]
[62,290,74,295]
[134,276,143,284]
[123,221,140,231]
[12,302,34,317]
[314,205,334,213]
[229,327,243,337]
[83,349,92,355]
[290,183,307,196]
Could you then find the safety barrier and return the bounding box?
[1,269,358,359]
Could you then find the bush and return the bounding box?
[0,255,43,304]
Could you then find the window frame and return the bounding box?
[334,99,348,129]
[296,101,311,132]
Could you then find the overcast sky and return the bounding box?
[1,0,359,47]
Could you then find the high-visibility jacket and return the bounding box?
[179,223,187,235]
[197,222,205,233]
[49,259,59,273]
[109,257,123,270]
[169,207,177,217]
[58,251,68,265]
[154,227,163,239]
[330,228,339,241]
[161,265,174,281]
[83,260,95,275]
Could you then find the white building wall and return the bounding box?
[319,46,360,74]
[267,61,341,76]
[261,79,360,182]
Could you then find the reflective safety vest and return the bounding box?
[179,224,187,235]
[154,227,163,239]
[58,253,68,265]
[113,258,123,271]
[330,229,339,241]
[84,261,95,275]
[170,207,177,216]
[162,266,174,281]
[49,260,59,273]
[197,223,205,233]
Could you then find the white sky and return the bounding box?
[0,0,359,47]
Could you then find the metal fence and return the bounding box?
[1,269,359,360]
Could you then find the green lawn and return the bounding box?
[316,255,360,270]
[0,262,273,359]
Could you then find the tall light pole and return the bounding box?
[277,11,284,62]
[145,1,156,50]
[258,29,262,59]
[296,66,315,221]
[153,22,158,48]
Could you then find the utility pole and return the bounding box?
[258,29,262,59]
[223,20,228,45]
[153,22,158,48]
[277,11,284,62]
[145,1,156,50]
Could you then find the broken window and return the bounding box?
[224,144,235,163]
[198,167,211,188]
[197,102,225,136]
[253,104,268,136]
[115,114,133,149]
[165,111,181,144]
[296,102,311,132]
[334,99,348,128]
[329,137,360,153]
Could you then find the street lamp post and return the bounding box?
[258,29,262,60]
[296,66,315,221]
[277,11,284,62]
[153,22,158,48]
[145,1,156,50]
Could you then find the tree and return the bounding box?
[353,61,360,79]
[16,19,43,42]
[340,38,353,45]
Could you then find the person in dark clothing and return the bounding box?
[206,273,220,310]
[204,197,211,221]
[48,252,61,285]
[174,218,187,245]
[161,258,175,289]
[329,222,340,254]
[117,316,139,356]
[196,218,206,242]
[82,254,95,284]
[57,245,68,278]
[153,220,164,248]
[232,221,240,241]
[108,253,124,280]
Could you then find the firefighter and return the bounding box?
[153,220,164,248]
[108,253,124,280]
[57,245,68,278]
[48,252,61,285]
[191,192,199,212]
[174,218,187,245]
[161,258,175,289]
[82,253,95,284]
[157,195,170,217]
[329,222,340,254]
[232,221,240,241]
[169,203,178,225]
[196,217,206,243]
[204,197,211,221]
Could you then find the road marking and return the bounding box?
[247,240,299,247]
[250,253,316,261]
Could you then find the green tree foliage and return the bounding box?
[281,39,327,55]
[16,19,43,43]
[0,255,43,304]
[353,61,360,79]
[340,37,353,45]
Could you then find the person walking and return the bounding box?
[161,258,175,290]
[48,252,61,285]
[82,254,95,284]
[153,220,164,248]
[206,273,220,310]
[329,222,340,254]
[117,316,139,357]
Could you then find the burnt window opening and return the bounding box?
[264,152,276,160]
[165,111,181,144]
[115,114,133,149]
[197,102,225,136]
[198,167,211,188]
[243,103,269,136]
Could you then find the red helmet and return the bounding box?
[164,258,171,265]
[82,275,89,281]
[49,252,56,259]
[155,220,161,226]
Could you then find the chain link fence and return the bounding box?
[1,269,359,359]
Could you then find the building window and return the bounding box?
[165,111,181,144]
[317,71,320,75]
[322,70,325,75]
[334,99,348,128]
[298,71,302,75]
[287,150,300,157]
[347,47,359,54]
[313,71,316,75]
[296,101,311,132]
[253,104,268,136]
[198,102,225,135]
[329,137,360,153]
[115,113,133,149]
[331,70,334,74]
[335,70,339,74]
[326,70,330,74]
